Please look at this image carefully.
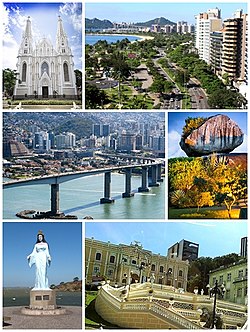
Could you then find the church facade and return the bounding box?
[14,16,77,99]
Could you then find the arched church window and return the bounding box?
[41,62,49,76]
[63,62,70,82]
[21,62,27,82]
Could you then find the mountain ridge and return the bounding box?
[86,17,176,29]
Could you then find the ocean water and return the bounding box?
[85,34,143,45]
[3,173,165,219]
[3,288,82,307]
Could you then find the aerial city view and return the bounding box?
[85,2,248,109]
[3,112,165,219]
[1,0,249,330]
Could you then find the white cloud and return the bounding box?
[234,133,248,153]
[2,3,19,69]
[168,130,186,158]
[59,3,82,32]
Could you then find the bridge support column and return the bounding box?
[149,165,160,187]
[138,167,149,192]
[157,164,163,182]
[51,183,60,215]
[100,172,115,204]
[122,168,134,198]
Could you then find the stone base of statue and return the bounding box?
[21,289,66,315]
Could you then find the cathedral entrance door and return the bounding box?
[42,86,49,98]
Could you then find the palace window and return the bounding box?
[151,264,156,271]
[93,266,100,274]
[21,62,27,82]
[159,266,164,273]
[238,270,243,278]
[179,270,183,277]
[63,62,69,81]
[107,269,113,276]
[41,62,49,76]
[110,255,115,263]
[227,273,231,281]
[131,259,136,265]
[95,252,101,261]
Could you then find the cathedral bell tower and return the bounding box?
[19,16,33,55]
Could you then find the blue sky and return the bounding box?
[85,221,247,258]
[168,112,248,158]
[3,222,82,287]
[85,2,248,24]
[2,2,82,69]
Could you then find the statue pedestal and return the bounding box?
[21,289,67,315]
[29,289,56,310]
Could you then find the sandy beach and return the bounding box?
[86,33,154,42]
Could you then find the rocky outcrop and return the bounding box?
[180,115,244,157]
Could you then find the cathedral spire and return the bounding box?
[56,16,70,53]
[56,16,66,37]
[19,16,33,54]
[24,16,32,38]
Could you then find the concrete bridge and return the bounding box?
[3,162,164,216]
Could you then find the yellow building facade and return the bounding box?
[85,238,189,290]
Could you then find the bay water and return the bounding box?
[3,173,165,219]
[85,34,143,45]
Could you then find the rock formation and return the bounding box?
[180,114,244,157]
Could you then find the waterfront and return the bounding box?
[3,288,82,307]
[85,34,144,45]
[3,173,165,219]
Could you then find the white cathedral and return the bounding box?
[14,16,77,99]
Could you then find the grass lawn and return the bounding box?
[85,291,120,329]
[169,206,241,219]
[104,85,154,109]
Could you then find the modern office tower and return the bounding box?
[210,31,223,75]
[33,132,50,152]
[240,237,248,258]
[102,124,110,137]
[135,134,143,150]
[55,134,66,149]
[167,239,199,262]
[93,124,101,137]
[65,132,76,148]
[221,10,248,87]
[93,124,110,137]
[48,131,55,148]
[195,8,222,63]
[117,133,136,152]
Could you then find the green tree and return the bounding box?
[74,69,82,89]
[85,82,108,109]
[3,68,17,96]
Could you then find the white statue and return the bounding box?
[27,231,51,289]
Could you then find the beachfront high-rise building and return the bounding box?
[221,10,248,89]
[210,30,223,75]
[195,8,222,63]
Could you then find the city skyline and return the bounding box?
[2,2,82,70]
[85,221,247,258]
[168,112,248,158]
[85,2,248,25]
[3,222,82,287]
